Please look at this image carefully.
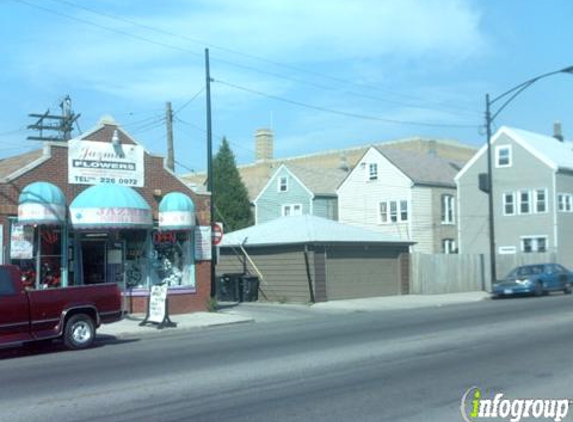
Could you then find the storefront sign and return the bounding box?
[158,211,195,229]
[147,283,168,324]
[194,226,212,261]
[18,203,66,224]
[70,207,152,227]
[68,139,145,187]
[10,223,34,260]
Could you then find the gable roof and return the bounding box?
[221,214,413,247]
[0,149,45,181]
[375,147,464,187]
[286,165,348,195]
[183,137,477,200]
[455,126,573,181]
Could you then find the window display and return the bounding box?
[151,230,192,287]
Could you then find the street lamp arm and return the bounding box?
[490,80,536,122]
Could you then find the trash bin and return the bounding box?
[216,273,244,302]
[240,275,260,302]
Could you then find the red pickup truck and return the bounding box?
[0,265,123,350]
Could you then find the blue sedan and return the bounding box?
[492,263,573,298]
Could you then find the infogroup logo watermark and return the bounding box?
[460,386,572,422]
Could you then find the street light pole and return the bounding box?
[484,66,573,287]
[485,93,496,289]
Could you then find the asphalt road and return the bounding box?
[2,295,573,422]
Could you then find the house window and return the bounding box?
[496,145,512,168]
[379,202,388,223]
[368,163,378,181]
[378,200,408,224]
[278,176,288,192]
[521,236,548,253]
[519,190,531,214]
[534,189,547,213]
[442,239,457,254]
[282,204,302,216]
[558,193,573,212]
[503,192,515,216]
[441,194,455,224]
[389,201,398,222]
[400,200,408,222]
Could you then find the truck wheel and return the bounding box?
[64,314,95,350]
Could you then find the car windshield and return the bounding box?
[506,265,544,278]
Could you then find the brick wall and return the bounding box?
[0,123,212,313]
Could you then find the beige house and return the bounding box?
[180,129,477,202]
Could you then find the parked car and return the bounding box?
[492,263,573,298]
[0,264,123,350]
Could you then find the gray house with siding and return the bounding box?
[337,146,465,254]
[253,164,347,225]
[217,215,413,302]
[456,126,573,268]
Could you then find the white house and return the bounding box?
[337,146,465,253]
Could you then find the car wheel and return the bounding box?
[564,284,572,295]
[64,314,95,350]
[534,282,544,297]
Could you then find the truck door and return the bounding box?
[0,267,32,344]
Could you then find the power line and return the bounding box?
[173,87,206,116]
[48,0,480,115]
[214,79,479,129]
[17,0,480,118]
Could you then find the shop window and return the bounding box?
[124,230,150,289]
[150,230,193,287]
[9,221,62,289]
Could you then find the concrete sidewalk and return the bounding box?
[312,291,490,312]
[97,312,254,338]
[97,291,489,339]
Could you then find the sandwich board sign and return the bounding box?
[139,283,176,329]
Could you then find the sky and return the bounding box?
[1,0,573,175]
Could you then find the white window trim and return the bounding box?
[495,145,512,168]
[368,163,378,181]
[378,200,408,224]
[441,194,455,224]
[502,192,516,216]
[557,193,573,212]
[534,188,548,213]
[278,176,288,192]
[520,235,548,253]
[282,203,302,216]
[442,239,456,254]
[518,189,531,214]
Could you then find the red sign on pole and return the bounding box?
[212,222,224,245]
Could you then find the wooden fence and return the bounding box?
[410,252,557,294]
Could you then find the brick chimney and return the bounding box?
[255,128,274,162]
[554,121,564,142]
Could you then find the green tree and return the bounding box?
[212,137,253,231]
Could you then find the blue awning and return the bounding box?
[18,182,66,225]
[70,184,152,229]
[158,192,195,230]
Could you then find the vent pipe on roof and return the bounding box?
[554,121,564,142]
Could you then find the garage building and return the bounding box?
[217,215,413,303]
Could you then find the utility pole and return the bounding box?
[205,48,216,298]
[27,95,80,142]
[485,93,497,288]
[165,101,175,171]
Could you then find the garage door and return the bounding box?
[326,246,401,300]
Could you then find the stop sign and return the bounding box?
[212,222,224,245]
